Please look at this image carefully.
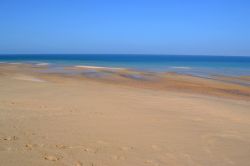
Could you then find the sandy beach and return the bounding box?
[0,64,250,166]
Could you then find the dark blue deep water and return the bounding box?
[1,54,250,77]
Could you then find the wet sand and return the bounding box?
[0,64,250,166]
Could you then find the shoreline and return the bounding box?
[1,60,250,78]
[0,63,250,101]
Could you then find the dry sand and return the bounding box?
[0,64,250,166]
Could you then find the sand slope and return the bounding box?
[0,65,250,166]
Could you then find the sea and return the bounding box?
[0,54,250,77]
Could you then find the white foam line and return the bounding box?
[36,63,49,66]
[74,65,124,70]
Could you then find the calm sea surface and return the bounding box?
[1,54,250,77]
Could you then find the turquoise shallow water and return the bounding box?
[0,54,250,77]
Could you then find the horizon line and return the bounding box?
[0,53,250,57]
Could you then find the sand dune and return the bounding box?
[0,64,250,166]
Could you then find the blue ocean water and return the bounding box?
[0,54,250,77]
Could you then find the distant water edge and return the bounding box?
[0,54,250,77]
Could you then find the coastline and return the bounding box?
[1,63,249,101]
[1,54,250,77]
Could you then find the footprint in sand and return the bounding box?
[83,147,96,153]
[44,155,62,161]
[25,144,33,150]
[1,136,18,141]
[56,144,68,149]
[25,144,38,150]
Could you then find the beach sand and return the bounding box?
[0,64,250,166]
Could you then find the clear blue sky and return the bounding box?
[0,0,249,56]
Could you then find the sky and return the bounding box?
[0,0,249,56]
